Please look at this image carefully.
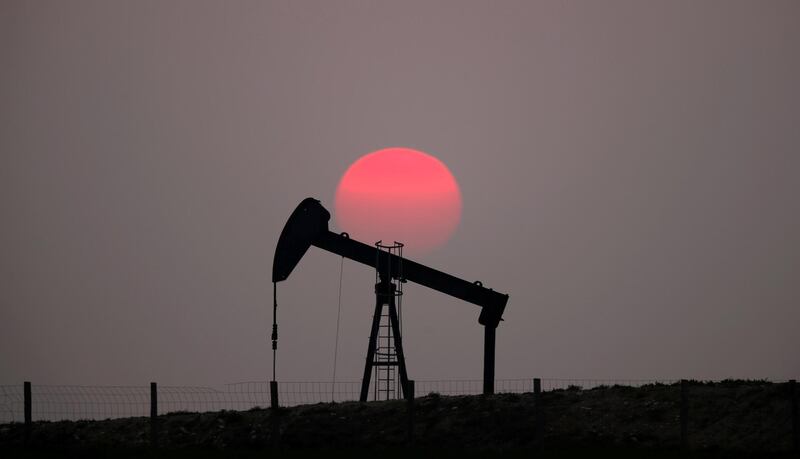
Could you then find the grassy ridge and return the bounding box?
[1,380,796,457]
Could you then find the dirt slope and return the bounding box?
[1,381,796,457]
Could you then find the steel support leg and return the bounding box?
[359,291,384,402]
[483,325,496,395]
[387,297,411,400]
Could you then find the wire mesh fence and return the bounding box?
[0,385,152,423]
[0,378,789,424]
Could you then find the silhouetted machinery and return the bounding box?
[272,198,509,400]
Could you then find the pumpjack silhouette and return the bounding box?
[272,198,509,400]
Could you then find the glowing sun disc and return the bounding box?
[334,147,462,254]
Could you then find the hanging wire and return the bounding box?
[272,282,278,381]
[331,256,344,401]
[397,243,403,396]
[397,242,403,336]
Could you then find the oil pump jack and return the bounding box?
[272,198,509,401]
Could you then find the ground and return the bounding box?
[1,380,796,458]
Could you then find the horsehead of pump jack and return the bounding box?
[271,198,510,398]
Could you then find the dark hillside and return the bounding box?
[1,381,796,457]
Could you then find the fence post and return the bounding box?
[791,379,798,453]
[24,381,31,445]
[270,381,280,448]
[270,381,279,409]
[150,382,158,449]
[407,380,415,444]
[533,378,543,445]
[680,379,688,449]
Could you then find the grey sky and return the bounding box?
[1,1,798,386]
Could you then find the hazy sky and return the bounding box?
[2,1,798,386]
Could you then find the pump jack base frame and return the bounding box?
[360,279,411,402]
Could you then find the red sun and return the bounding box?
[334,147,462,255]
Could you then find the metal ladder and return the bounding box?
[374,307,398,400]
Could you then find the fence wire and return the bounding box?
[0,378,788,423]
